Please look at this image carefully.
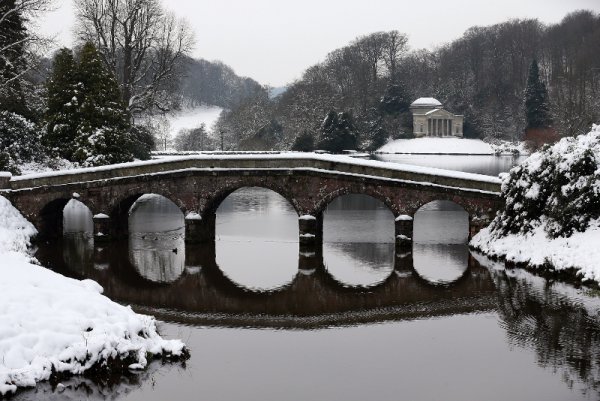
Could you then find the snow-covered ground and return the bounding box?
[0,196,186,396]
[472,218,600,282]
[377,137,494,155]
[166,105,224,135]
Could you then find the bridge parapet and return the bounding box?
[7,154,502,194]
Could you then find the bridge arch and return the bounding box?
[201,182,301,218]
[313,186,397,217]
[109,192,186,238]
[37,196,96,240]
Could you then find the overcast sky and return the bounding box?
[38,0,600,87]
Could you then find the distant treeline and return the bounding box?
[215,10,600,151]
[179,56,266,110]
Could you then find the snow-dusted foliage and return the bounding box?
[0,196,186,395]
[0,111,42,174]
[491,126,600,239]
[472,125,600,281]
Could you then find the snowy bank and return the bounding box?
[377,137,494,155]
[166,105,223,135]
[0,196,186,396]
[471,125,600,284]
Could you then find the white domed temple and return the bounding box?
[410,98,464,138]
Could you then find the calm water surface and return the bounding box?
[22,156,600,401]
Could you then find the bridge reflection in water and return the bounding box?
[29,189,600,401]
[36,236,496,330]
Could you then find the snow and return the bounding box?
[11,152,501,186]
[411,97,442,107]
[299,215,316,221]
[472,218,600,282]
[395,215,413,221]
[377,138,495,155]
[300,233,315,238]
[166,105,224,135]
[185,212,202,220]
[93,213,109,219]
[471,124,600,283]
[0,196,186,395]
[0,173,11,178]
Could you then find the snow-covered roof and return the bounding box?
[411,97,442,108]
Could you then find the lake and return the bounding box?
[19,155,600,401]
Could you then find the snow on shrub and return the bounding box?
[488,125,600,239]
[0,111,43,174]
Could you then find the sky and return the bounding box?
[38,0,600,87]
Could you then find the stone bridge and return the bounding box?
[0,154,503,248]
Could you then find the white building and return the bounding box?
[410,98,464,138]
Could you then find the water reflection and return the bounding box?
[215,188,299,291]
[129,233,185,283]
[412,244,469,285]
[128,195,186,283]
[323,243,394,287]
[412,200,469,284]
[474,253,600,398]
[323,195,395,287]
[63,198,94,234]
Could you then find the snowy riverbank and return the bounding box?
[0,196,186,396]
[471,125,600,284]
[377,137,528,156]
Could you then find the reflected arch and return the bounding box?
[322,193,396,288]
[213,187,300,292]
[109,192,185,238]
[413,200,469,244]
[202,183,301,219]
[412,200,470,286]
[37,197,94,240]
[126,194,186,284]
[314,187,397,217]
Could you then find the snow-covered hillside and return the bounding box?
[166,105,223,136]
[377,138,494,155]
[0,196,186,395]
[471,125,600,283]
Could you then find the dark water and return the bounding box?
[22,162,600,400]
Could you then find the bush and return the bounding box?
[0,111,42,174]
[489,125,600,239]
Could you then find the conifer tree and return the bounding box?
[318,111,357,153]
[0,0,29,117]
[525,59,553,130]
[72,42,133,166]
[45,48,81,160]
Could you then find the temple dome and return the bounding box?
[410,97,443,108]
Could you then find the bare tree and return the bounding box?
[74,0,194,115]
[382,31,408,80]
[0,0,52,98]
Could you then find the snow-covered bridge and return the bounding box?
[0,153,503,247]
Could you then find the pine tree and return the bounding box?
[291,131,315,152]
[44,48,81,160]
[318,111,357,153]
[0,0,29,117]
[525,59,553,130]
[72,42,133,166]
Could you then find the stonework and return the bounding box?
[1,156,502,247]
[410,98,464,138]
